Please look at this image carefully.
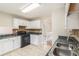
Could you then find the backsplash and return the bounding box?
[0,27,13,35]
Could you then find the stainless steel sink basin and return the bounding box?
[56,43,69,49]
[47,36,79,56]
[47,43,78,56]
[53,48,71,56]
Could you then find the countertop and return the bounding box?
[29,32,42,35]
[0,32,42,39]
[0,34,19,39]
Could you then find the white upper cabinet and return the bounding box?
[13,18,28,29]
[13,18,41,29]
[27,20,41,29]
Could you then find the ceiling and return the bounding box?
[0,3,65,19]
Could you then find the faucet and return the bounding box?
[66,30,74,50]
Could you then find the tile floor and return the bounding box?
[3,44,51,56]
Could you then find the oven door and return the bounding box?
[21,34,30,48]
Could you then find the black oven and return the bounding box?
[17,31,30,48]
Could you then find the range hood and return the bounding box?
[19,26,26,29]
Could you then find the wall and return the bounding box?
[40,16,52,35]
[51,7,67,44]
[0,27,13,35]
[36,16,52,45]
[39,8,66,45]
[0,12,29,34]
[0,13,13,27]
[0,13,13,34]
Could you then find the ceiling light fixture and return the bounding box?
[21,3,40,13]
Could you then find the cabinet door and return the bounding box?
[8,38,14,51]
[13,36,21,49]
[9,36,21,50]
[0,40,4,55]
[0,37,21,55]
[31,35,42,45]
[2,39,13,54]
[13,18,27,28]
[0,39,13,55]
[13,18,19,29]
[30,35,40,45]
[27,20,41,29]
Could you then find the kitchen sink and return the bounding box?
[47,36,79,56]
[53,48,71,56]
[56,43,69,49]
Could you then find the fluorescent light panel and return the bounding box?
[22,3,40,13]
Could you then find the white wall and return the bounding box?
[51,7,67,44]
[40,17,52,35]
[36,16,53,45]
[0,27,13,35]
[38,8,66,45]
[0,12,30,34]
[0,13,13,34]
[0,13,13,27]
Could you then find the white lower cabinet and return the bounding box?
[30,34,42,45]
[12,36,21,49]
[0,36,21,55]
[0,39,6,55]
[2,39,13,54]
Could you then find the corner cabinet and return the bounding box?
[0,36,21,55]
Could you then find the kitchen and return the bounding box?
[0,3,78,56]
[0,3,58,56]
